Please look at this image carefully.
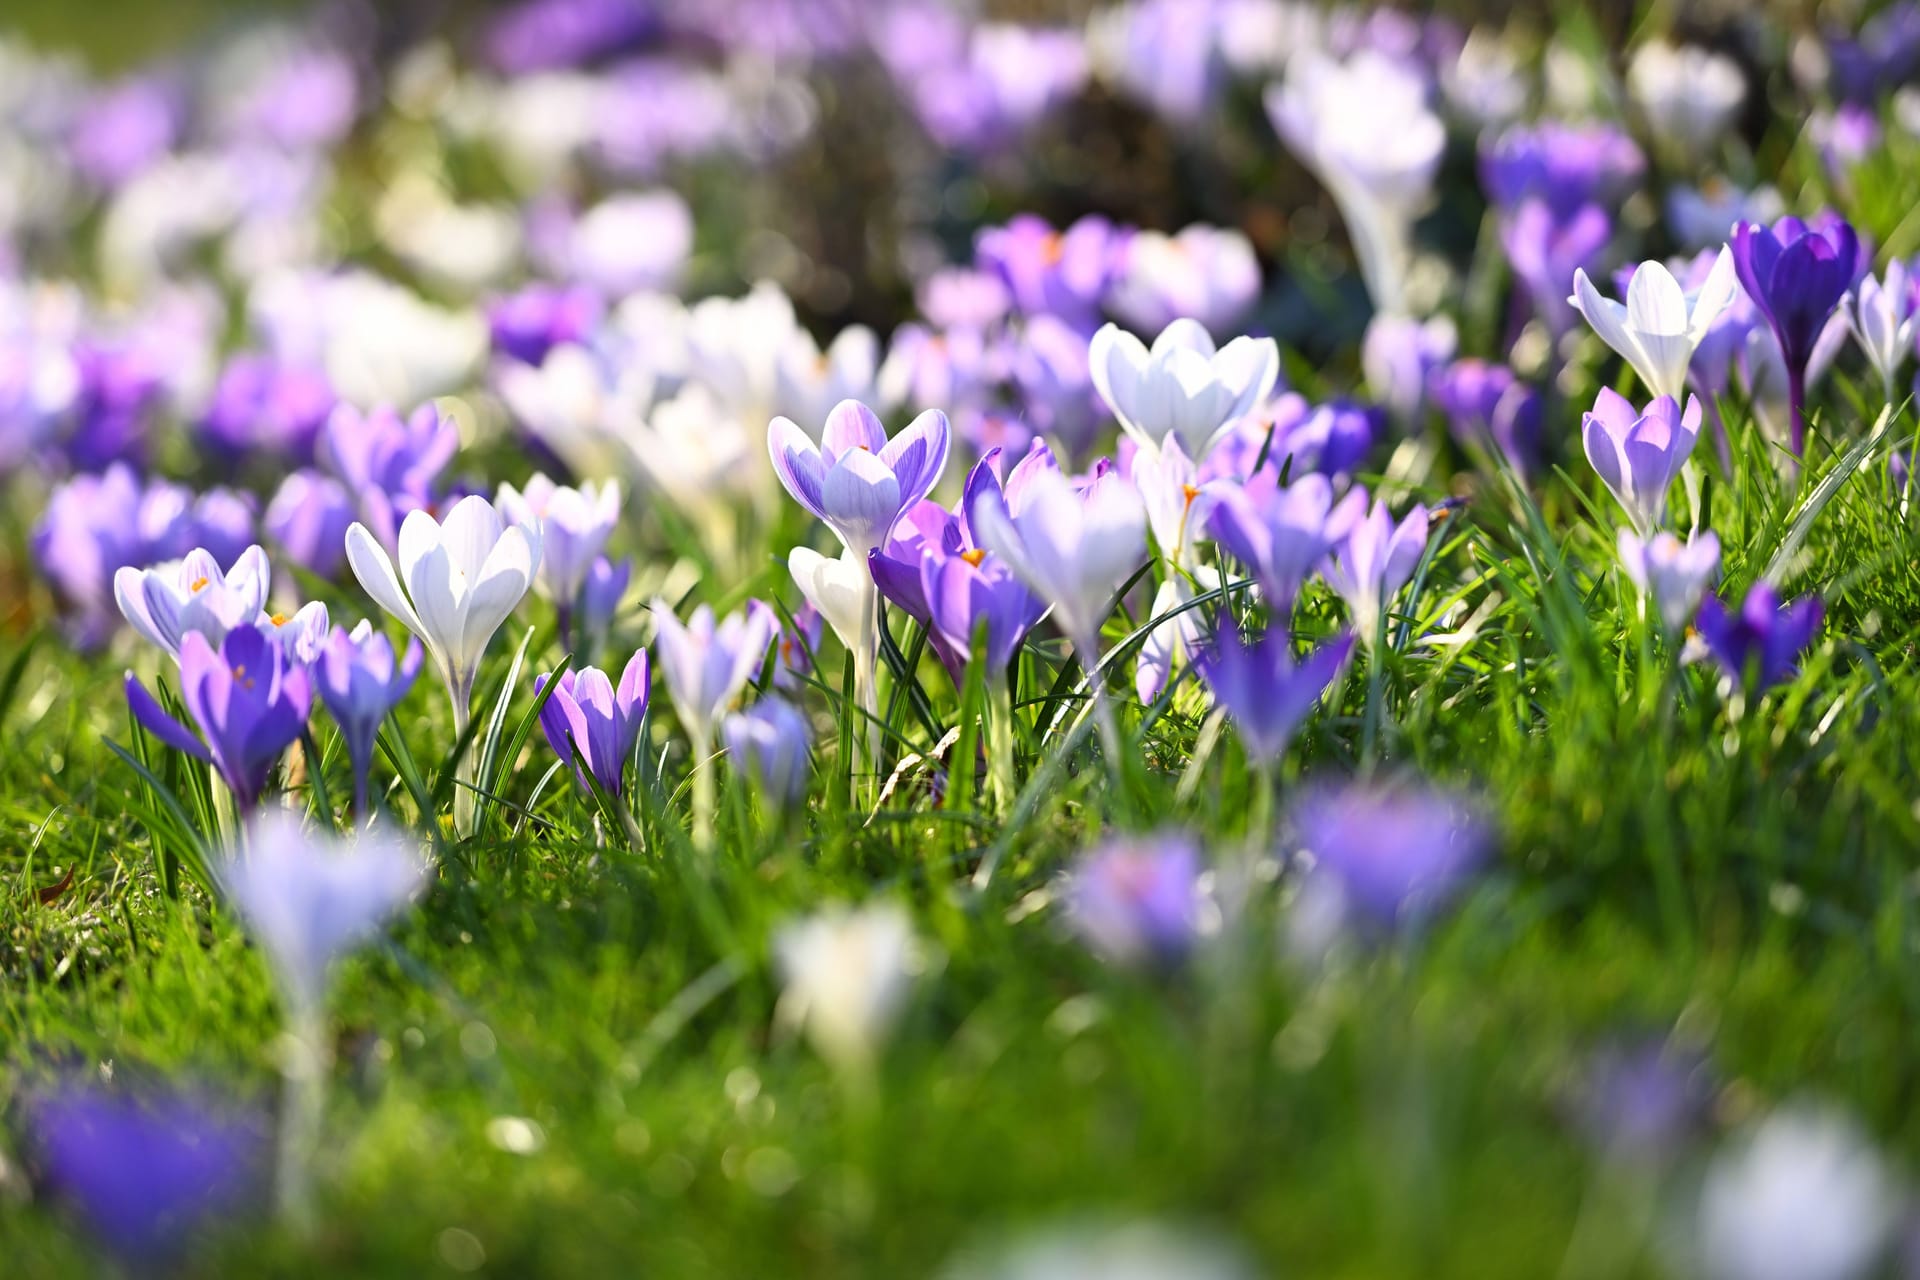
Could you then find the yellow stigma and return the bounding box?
[269,612,290,626]
[1182,483,1201,508]
[1040,232,1064,265]
[189,576,210,593]
[961,548,986,567]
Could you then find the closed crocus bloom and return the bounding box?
[1842,261,1920,398]
[345,495,543,727]
[1291,779,1492,931]
[315,621,424,814]
[774,901,918,1075]
[1363,313,1456,428]
[536,648,649,798]
[1193,614,1353,767]
[722,697,811,811]
[1627,41,1746,161]
[265,470,354,579]
[769,399,951,559]
[1206,470,1339,611]
[577,554,631,660]
[1506,199,1612,337]
[1089,319,1280,463]
[1061,833,1208,968]
[495,473,621,637]
[115,544,272,660]
[1429,358,1543,476]
[125,625,314,813]
[1322,487,1430,646]
[1695,582,1823,694]
[1696,1106,1895,1280]
[1569,250,1740,403]
[787,547,870,655]
[1618,529,1721,634]
[1582,389,1702,535]
[651,599,778,753]
[1104,223,1262,339]
[319,402,460,551]
[1731,215,1863,456]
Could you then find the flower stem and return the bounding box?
[276,1002,328,1237]
[986,673,1017,814]
[854,574,881,806]
[450,673,476,838]
[691,729,716,855]
[1788,363,1809,460]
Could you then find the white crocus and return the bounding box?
[773,324,885,429]
[774,902,918,1077]
[496,342,652,481]
[1569,249,1740,403]
[787,547,869,654]
[1843,262,1919,400]
[1088,319,1280,463]
[345,496,542,834]
[115,544,272,660]
[1627,41,1746,162]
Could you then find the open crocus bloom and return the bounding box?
[768,399,951,557]
[1322,487,1430,646]
[535,648,649,798]
[1088,319,1280,463]
[495,472,622,610]
[114,544,272,659]
[1569,250,1740,403]
[1581,389,1702,536]
[344,494,543,713]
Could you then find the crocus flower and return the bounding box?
[1007,314,1105,459]
[1322,488,1430,646]
[1480,121,1645,219]
[650,599,778,757]
[919,538,1048,682]
[1429,359,1542,476]
[264,601,333,666]
[536,648,649,798]
[1618,529,1722,634]
[1694,582,1822,693]
[1731,216,1864,456]
[975,213,1124,333]
[1363,313,1456,428]
[577,554,631,661]
[1061,833,1208,967]
[722,697,811,811]
[264,470,355,579]
[495,473,622,637]
[199,355,335,463]
[788,546,870,656]
[1504,199,1612,337]
[1569,250,1740,404]
[219,810,431,1018]
[1104,223,1262,338]
[315,622,424,814]
[774,901,917,1075]
[31,1085,264,1263]
[319,402,460,552]
[125,625,314,813]
[344,495,543,732]
[1580,1040,1711,1167]
[768,399,952,559]
[1291,779,1492,929]
[1192,615,1352,767]
[1088,318,1280,463]
[1626,41,1747,162]
[1206,471,1339,611]
[1266,49,1445,315]
[1842,261,1920,399]
[1582,389,1702,535]
[487,282,601,366]
[115,545,273,660]
[1696,1107,1895,1280]
[1270,398,1381,481]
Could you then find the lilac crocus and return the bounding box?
[31,1085,264,1263]
[1270,397,1380,480]
[1322,488,1430,646]
[319,402,460,551]
[199,355,336,462]
[1731,215,1864,456]
[487,283,601,367]
[536,648,649,798]
[495,473,622,637]
[1480,121,1645,218]
[1694,582,1823,693]
[1205,471,1339,611]
[1502,198,1612,337]
[1842,261,1920,398]
[484,0,658,74]
[768,399,951,559]
[1291,780,1493,929]
[652,599,777,845]
[315,622,424,814]
[1429,359,1542,477]
[115,545,273,660]
[722,696,811,811]
[1061,833,1208,967]
[920,540,1049,681]
[1363,313,1456,428]
[1582,390,1702,535]
[578,554,631,661]
[1618,530,1722,634]
[1104,223,1263,339]
[1580,1039,1710,1166]
[975,213,1125,333]
[125,624,315,813]
[1192,615,1353,767]
[264,469,355,579]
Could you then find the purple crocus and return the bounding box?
[31,1084,263,1262]
[484,0,658,74]
[1291,780,1493,929]
[768,399,951,558]
[1618,530,1721,634]
[315,622,424,814]
[577,554,631,662]
[536,649,650,798]
[1061,833,1208,967]
[125,624,315,813]
[1429,358,1542,477]
[1694,582,1823,693]
[1502,198,1612,337]
[1480,121,1645,218]
[1579,1039,1710,1166]
[975,213,1126,333]
[722,696,811,811]
[1192,615,1353,767]
[199,355,336,463]
[1269,397,1380,480]
[1205,471,1340,612]
[264,469,355,579]
[487,283,601,367]
[318,403,460,551]
[1581,389,1702,535]
[1363,313,1456,429]
[1730,215,1864,456]
[68,77,185,189]
[1322,487,1430,645]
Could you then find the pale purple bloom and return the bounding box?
[319,402,460,551]
[1618,529,1721,634]
[878,12,1089,152]
[315,620,422,814]
[31,1084,263,1262]
[115,545,273,660]
[63,338,167,471]
[1062,833,1207,966]
[768,399,951,557]
[262,600,332,666]
[485,0,658,74]
[1731,215,1864,456]
[773,602,824,692]
[219,45,359,151]
[125,625,315,813]
[868,498,967,627]
[1095,0,1230,124]
[1088,319,1280,462]
[1842,261,1920,394]
[1270,397,1379,480]
[68,77,185,189]
[1582,390,1702,535]
[487,283,602,366]
[218,810,430,1015]
[1695,582,1823,693]
[918,533,1048,682]
[1292,780,1492,928]
[1429,359,1542,476]
[1480,121,1645,218]
[917,268,1011,331]
[1322,488,1430,645]
[651,599,778,750]
[1810,104,1882,180]
[975,214,1126,333]
[1363,313,1456,428]
[554,192,693,297]
[200,355,336,462]
[1104,223,1262,339]
[536,648,649,798]
[1007,314,1104,460]
[1503,199,1612,336]
[1193,615,1352,766]
[1205,470,1339,610]
[495,474,622,625]
[1580,1040,1710,1165]
[264,469,355,579]
[722,697,811,810]
[578,554,631,660]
